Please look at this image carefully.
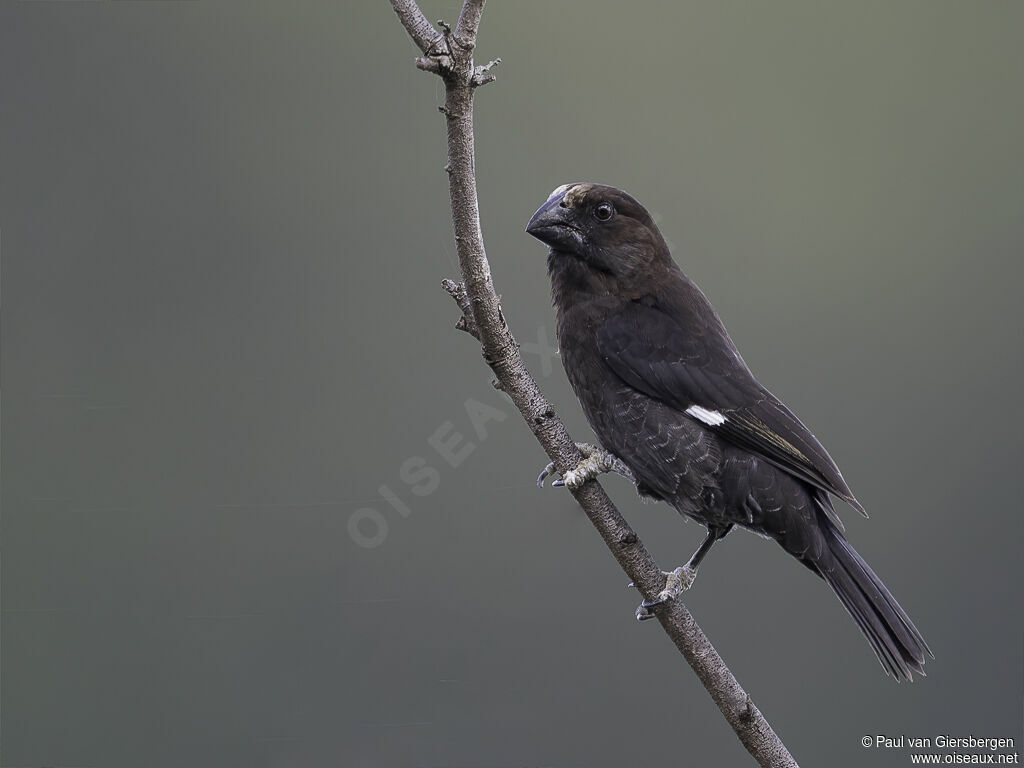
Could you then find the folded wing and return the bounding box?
[596,298,865,517]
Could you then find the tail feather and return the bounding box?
[814,522,933,681]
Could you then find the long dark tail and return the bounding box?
[813,521,933,681]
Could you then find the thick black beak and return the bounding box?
[526,193,583,253]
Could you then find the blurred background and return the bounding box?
[2,2,1022,766]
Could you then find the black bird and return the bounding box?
[527,183,932,681]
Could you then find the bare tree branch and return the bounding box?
[390,0,442,54]
[454,0,485,48]
[389,2,799,765]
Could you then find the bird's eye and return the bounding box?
[594,202,614,221]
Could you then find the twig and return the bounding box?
[441,278,480,340]
[388,2,799,765]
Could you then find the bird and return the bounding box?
[526,182,932,681]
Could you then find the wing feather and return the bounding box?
[597,299,865,515]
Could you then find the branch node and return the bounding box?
[740,696,757,725]
[471,57,502,87]
[454,316,480,339]
[442,278,481,340]
[410,19,453,77]
[415,56,443,74]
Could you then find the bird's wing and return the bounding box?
[596,299,865,515]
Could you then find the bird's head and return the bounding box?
[526,183,670,280]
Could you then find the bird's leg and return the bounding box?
[537,442,635,490]
[635,524,733,621]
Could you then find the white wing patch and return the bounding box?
[686,405,727,426]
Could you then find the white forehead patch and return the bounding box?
[547,183,575,202]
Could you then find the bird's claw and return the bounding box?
[634,566,697,621]
[635,603,658,621]
[536,443,634,490]
[537,461,557,488]
[537,462,582,488]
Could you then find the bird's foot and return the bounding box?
[635,566,697,621]
[537,443,634,490]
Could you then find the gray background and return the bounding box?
[2,2,1022,766]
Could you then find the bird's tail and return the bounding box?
[812,521,933,681]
